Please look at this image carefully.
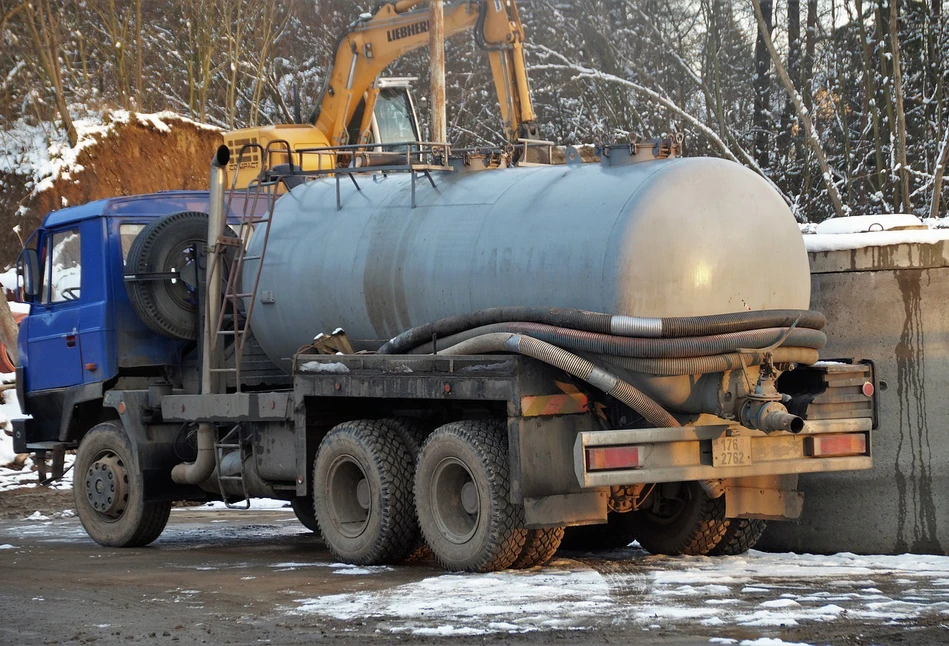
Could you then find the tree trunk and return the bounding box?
[778,0,801,151]
[888,0,912,212]
[803,0,818,111]
[753,0,774,168]
[751,0,846,218]
[23,0,78,147]
[856,0,887,193]
[876,1,898,211]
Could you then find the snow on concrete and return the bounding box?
[804,228,949,253]
[802,214,949,252]
[814,213,924,234]
[289,548,949,637]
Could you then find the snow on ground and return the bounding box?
[174,498,295,512]
[0,108,218,206]
[288,547,949,638]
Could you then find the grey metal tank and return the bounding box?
[244,157,809,368]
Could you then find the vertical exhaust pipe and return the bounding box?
[172,145,230,486]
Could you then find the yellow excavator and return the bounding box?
[224,0,539,188]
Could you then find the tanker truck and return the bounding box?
[10,134,876,572]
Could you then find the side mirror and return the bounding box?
[18,248,39,301]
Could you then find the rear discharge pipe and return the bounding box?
[172,145,231,486]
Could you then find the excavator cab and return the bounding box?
[346,78,422,151]
[224,78,422,190]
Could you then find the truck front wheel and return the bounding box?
[628,482,727,556]
[73,421,171,547]
[312,420,417,565]
[414,420,526,572]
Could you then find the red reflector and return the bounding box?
[806,433,868,457]
[862,381,874,397]
[585,446,642,471]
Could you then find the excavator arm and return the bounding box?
[313,0,537,146]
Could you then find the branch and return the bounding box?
[750,0,846,219]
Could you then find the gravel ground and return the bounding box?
[1,492,948,646]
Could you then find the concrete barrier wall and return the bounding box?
[759,238,949,554]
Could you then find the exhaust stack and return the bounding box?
[172,145,230,486]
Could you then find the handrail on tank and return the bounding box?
[293,140,454,175]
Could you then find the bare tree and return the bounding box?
[19,0,78,146]
[751,0,846,218]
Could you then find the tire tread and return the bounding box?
[708,518,767,556]
[512,527,564,568]
[415,419,526,572]
[313,420,417,565]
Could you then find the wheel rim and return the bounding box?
[641,483,695,527]
[326,455,372,539]
[84,452,130,521]
[163,240,200,312]
[430,457,480,544]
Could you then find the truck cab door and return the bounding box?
[25,226,84,391]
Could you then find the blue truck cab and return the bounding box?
[13,192,231,455]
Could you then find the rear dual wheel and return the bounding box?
[629,482,728,556]
[312,420,418,565]
[709,518,768,556]
[414,420,528,572]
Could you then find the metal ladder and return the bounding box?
[210,141,291,389]
[214,423,250,509]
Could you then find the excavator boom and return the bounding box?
[223,0,537,189]
[314,0,536,146]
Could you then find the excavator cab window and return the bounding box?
[345,84,422,150]
[374,87,420,148]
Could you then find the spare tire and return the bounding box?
[125,211,236,340]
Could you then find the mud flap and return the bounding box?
[725,486,804,521]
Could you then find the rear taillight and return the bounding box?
[805,433,868,457]
[585,446,643,471]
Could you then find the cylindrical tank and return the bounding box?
[244,157,809,368]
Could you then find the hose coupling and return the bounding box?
[738,399,804,434]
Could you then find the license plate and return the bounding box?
[712,436,752,467]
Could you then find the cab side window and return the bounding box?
[43,229,82,304]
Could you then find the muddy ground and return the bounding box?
[1,489,948,645]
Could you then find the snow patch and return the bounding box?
[299,361,350,374]
[0,109,220,203]
[814,213,924,234]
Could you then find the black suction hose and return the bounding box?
[379,307,825,355]
[404,322,825,358]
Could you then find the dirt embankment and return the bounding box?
[0,115,223,266]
